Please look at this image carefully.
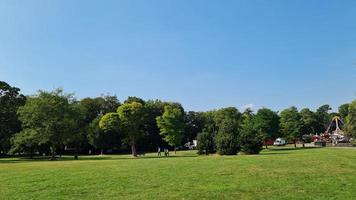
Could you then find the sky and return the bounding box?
[0,0,355,112]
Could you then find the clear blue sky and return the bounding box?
[0,0,355,112]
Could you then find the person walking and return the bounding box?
[157,147,161,157]
[164,148,169,157]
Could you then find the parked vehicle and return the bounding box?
[273,138,286,146]
[184,140,197,150]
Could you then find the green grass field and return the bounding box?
[1,147,356,200]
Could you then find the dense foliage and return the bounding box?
[0,81,26,153]
[156,105,185,153]
[345,101,356,138]
[240,117,264,154]
[280,107,302,147]
[0,80,355,158]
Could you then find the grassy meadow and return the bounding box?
[0,147,356,200]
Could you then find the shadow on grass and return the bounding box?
[0,156,110,164]
[0,154,198,164]
[258,146,323,156]
[266,146,321,151]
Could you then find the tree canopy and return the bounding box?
[345,101,356,138]
[280,106,302,147]
[117,102,145,157]
[16,89,78,159]
[254,108,280,144]
[156,105,185,153]
[0,81,26,152]
[1,81,355,159]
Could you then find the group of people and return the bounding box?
[157,147,169,157]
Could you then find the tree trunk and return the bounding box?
[294,141,297,148]
[59,146,62,158]
[50,146,56,160]
[100,148,104,156]
[74,147,78,160]
[131,144,137,157]
[174,145,176,154]
[302,142,305,148]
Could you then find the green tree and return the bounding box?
[80,97,106,123]
[315,104,332,133]
[124,96,145,105]
[88,117,105,155]
[196,131,215,155]
[9,129,40,158]
[101,95,121,114]
[99,113,121,133]
[214,107,241,155]
[0,81,26,153]
[300,108,318,135]
[196,111,218,154]
[240,116,264,154]
[64,101,87,159]
[254,108,280,148]
[339,103,349,120]
[97,113,121,155]
[78,95,120,154]
[184,111,205,143]
[156,105,185,154]
[117,102,145,157]
[345,100,356,138]
[140,100,183,151]
[280,106,302,148]
[242,108,254,119]
[17,89,78,160]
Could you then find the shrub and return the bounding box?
[215,128,239,155]
[196,131,215,155]
[240,120,264,154]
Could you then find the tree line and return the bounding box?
[0,81,355,159]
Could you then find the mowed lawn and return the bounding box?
[1,147,356,200]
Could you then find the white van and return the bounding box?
[273,138,286,146]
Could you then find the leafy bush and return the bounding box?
[215,127,239,155]
[240,118,264,154]
[196,131,215,155]
[213,108,241,155]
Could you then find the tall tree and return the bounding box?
[98,113,121,155]
[80,95,120,123]
[196,111,218,154]
[17,89,78,160]
[214,107,241,155]
[101,95,121,114]
[78,95,120,153]
[280,106,302,148]
[300,108,318,135]
[117,102,145,157]
[315,104,332,133]
[64,101,88,159]
[156,105,185,154]
[254,108,280,148]
[0,81,26,153]
[88,117,105,155]
[240,115,264,154]
[345,100,356,138]
[140,100,166,151]
[339,103,349,120]
[183,111,205,143]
